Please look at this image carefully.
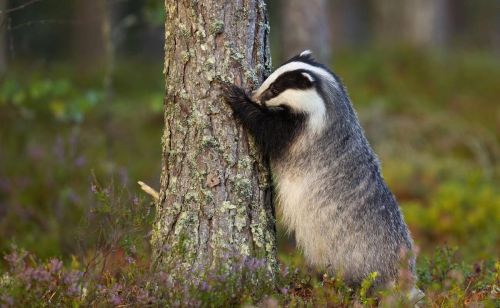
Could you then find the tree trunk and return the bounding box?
[280,0,331,63]
[152,0,277,278]
[0,0,7,76]
[330,0,371,49]
[405,0,449,48]
[372,0,406,45]
[373,0,449,48]
[72,0,110,73]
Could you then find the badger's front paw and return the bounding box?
[221,83,249,110]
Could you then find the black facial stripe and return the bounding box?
[260,70,315,104]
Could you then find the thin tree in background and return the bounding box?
[72,0,112,74]
[373,0,449,48]
[151,0,277,278]
[280,0,331,63]
[405,0,449,48]
[330,0,371,49]
[0,0,7,76]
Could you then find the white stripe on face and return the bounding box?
[266,88,326,134]
[252,61,338,101]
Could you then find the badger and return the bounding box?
[223,50,418,292]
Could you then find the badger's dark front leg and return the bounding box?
[223,84,305,159]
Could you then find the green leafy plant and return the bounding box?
[0,76,102,122]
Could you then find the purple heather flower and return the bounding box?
[20,267,34,283]
[32,268,51,282]
[74,155,86,167]
[157,271,169,284]
[66,285,81,297]
[125,256,135,264]
[137,289,154,304]
[108,284,124,305]
[48,258,63,273]
[133,196,140,206]
[4,251,24,266]
[67,190,81,203]
[110,294,122,305]
[0,295,14,306]
[200,281,210,292]
[63,270,83,289]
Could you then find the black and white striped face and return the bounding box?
[252,50,338,133]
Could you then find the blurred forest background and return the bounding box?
[0,0,498,292]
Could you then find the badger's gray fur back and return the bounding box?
[273,73,414,287]
[223,50,417,290]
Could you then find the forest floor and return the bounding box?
[0,49,498,306]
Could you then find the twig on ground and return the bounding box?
[137,181,159,201]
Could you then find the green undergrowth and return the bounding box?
[1,158,497,307]
[1,49,499,306]
[0,246,498,307]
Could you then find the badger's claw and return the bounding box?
[221,83,250,110]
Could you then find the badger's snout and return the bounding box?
[250,90,260,104]
[252,89,276,106]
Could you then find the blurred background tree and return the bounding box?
[279,0,332,63]
[2,0,498,64]
[0,0,498,267]
[0,0,6,75]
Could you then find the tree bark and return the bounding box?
[280,0,331,63]
[152,0,277,278]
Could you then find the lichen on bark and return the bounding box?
[152,0,277,278]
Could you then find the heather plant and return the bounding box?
[1,245,497,307]
[0,127,94,258]
[415,247,499,307]
[0,249,85,307]
[0,67,161,258]
[0,172,497,306]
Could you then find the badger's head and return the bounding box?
[252,50,341,134]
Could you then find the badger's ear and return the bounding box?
[301,72,315,83]
[300,50,312,57]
